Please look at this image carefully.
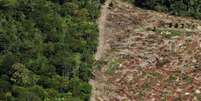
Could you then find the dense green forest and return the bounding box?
[129,0,201,19]
[0,0,101,100]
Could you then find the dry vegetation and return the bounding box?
[90,0,201,101]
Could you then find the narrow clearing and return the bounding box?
[91,0,201,101]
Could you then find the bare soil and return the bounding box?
[90,0,201,101]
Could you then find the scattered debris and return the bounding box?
[91,0,201,100]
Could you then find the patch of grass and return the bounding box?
[94,60,107,70]
[142,82,150,90]
[106,59,120,74]
[161,91,170,101]
[138,91,146,101]
[155,29,182,38]
[165,74,177,84]
[181,74,193,84]
[147,72,162,78]
[196,95,201,101]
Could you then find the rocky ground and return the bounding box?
[90,0,201,101]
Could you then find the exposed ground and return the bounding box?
[90,0,201,101]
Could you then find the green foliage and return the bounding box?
[0,0,101,100]
[156,29,182,38]
[0,0,17,8]
[67,78,92,101]
[10,63,40,86]
[132,0,201,19]
[106,59,120,74]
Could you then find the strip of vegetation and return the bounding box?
[155,29,182,38]
[0,0,101,100]
[128,0,201,20]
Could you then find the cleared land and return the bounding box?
[91,0,201,101]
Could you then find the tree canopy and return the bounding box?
[0,0,101,100]
[130,0,201,19]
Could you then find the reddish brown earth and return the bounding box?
[90,0,201,101]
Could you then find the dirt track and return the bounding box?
[90,0,111,101]
[95,0,112,60]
